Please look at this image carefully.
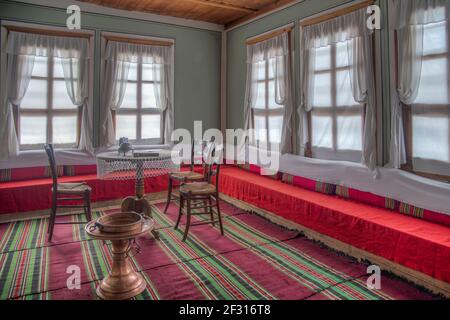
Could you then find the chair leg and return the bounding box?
[85,191,92,221]
[208,197,214,226]
[175,195,183,230]
[182,197,192,242]
[47,193,57,242]
[215,194,224,236]
[164,178,173,213]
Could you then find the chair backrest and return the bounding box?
[206,144,222,191]
[44,144,58,190]
[191,137,215,173]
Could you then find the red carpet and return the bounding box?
[0,201,438,300]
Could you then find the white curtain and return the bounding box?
[100,41,173,147]
[244,32,294,154]
[0,31,91,160]
[388,0,449,168]
[300,8,377,172]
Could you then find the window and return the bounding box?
[18,56,80,149]
[252,58,284,146]
[114,61,162,144]
[308,41,363,159]
[412,23,449,161]
[402,7,450,177]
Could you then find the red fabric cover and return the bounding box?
[236,163,280,180]
[63,164,97,176]
[0,166,63,182]
[0,174,168,214]
[336,185,397,211]
[219,167,450,284]
[398,202,450,227]
[281,172,336,195]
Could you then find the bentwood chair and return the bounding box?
[175,145,223,242]
[163,139,214,213]
[44,144,92,242]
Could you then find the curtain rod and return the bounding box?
[4,25,92,39]
[300,0,375,27]
[104,35,173,47]
[246,25,294,46]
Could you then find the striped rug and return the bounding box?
[0,200,437,300]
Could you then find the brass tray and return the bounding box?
[94,212,143,234]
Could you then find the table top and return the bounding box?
[85,218,154,241]
[96,149,174,162]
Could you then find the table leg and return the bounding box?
[96,239,146,300]
[121,162,159,239]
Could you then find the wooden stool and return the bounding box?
[44,144,92,242]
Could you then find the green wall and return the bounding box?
[226,0,391,163]
[0,0,222,146]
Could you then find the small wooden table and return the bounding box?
[96,150,178,238]
[85,218,154,300]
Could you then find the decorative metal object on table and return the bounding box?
[96,149,178,237]
[118,137,133,156]
[85,212,154,300]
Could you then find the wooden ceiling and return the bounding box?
[79,0,298,27]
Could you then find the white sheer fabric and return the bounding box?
[244,32,294,154]
[300,8,377,172]
[389,0,450,168]
[0,31,91,159]
[100,41,173,147]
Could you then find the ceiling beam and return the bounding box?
[185,0,256,13]
[225,0,300,30]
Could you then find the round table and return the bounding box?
[96,150,178,219]
[85,218,154,300]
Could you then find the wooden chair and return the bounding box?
[175,146,223,242]
[44,144,92,242]
[163,139,214,213]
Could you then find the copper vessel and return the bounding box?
[86,213,154,300]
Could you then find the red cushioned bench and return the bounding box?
[0,165,169,215]
[219,166,450,285]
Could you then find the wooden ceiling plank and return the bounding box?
[185,0,256,13]
[226,0,299,30]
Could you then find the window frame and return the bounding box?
[15,54,83,151]
[395,14,450,182]
[249,31,291,149]
[113,56,164,145]
[306,41,366,161]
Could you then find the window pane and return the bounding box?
[255,61,265,80]
[268,115,282,143]
[313,73,332,107]
[423,21,447,56]
[254,82,266,109]
[20,116,47,145]
[254,115,266,142]
[268,80,282,109]
[413,115,449,161]
[268,58,275,79]
[143,64,161,81]
[337,115,362,151]
[121,83,137,108]
[53,116,77,144]
[312,114,332,148]
[415,58,448,104]
[336,41,350,67]
[128,63,138,81]
[53,80,77,109]
[32,56,48,77]
[314,46,331,71]
[336,70,357,106]
[142,115,161,139]
[21,79,47,109]
[116,115,137,140]
[142,83,158,108]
